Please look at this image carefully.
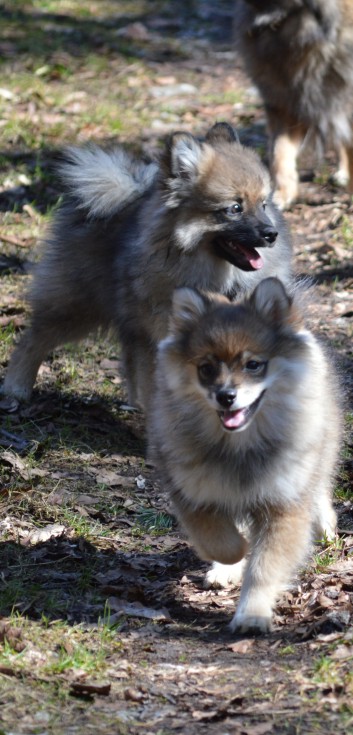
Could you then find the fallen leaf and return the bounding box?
[192,710,219,722]
[116,22,152,41]
[318,594,335,609]
[0,623,25,652]
[228,639,255,654]
[124,687,145,702]
[75,494,100,505]
[93,469,134,487]
[107,597,172,622]
[25,523,66,545]
[0,450,47,480]
[245,724,275,735]
[0,666,19,677]
[331,644,353,660]
[70,681,111,697]
[100,358,122,371]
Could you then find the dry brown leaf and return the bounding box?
[192,709,218,722]
[0,451,47,480]
[330,644,353,660]
[107,597,172,622]
[318,594,335,609]
[124,687,144,702]
[228,639,255,654]
[0,623,25,652]
[70,681,111,697]
[93,469,134,487]
[0,665,18,677]
[75,494,100,505]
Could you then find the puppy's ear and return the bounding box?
[206,122,239,145]
[250,277,292,325]
[169,287,208,333]
[166,132,204,180]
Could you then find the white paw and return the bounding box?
[230,611,273,635]
[315,504,337,542]
[331,168,349,188]
[204,560,245,589]
[272,186,296,211]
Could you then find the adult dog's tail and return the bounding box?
[58,146,158,218]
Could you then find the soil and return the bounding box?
[0,2,353,734]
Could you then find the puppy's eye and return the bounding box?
[198,362,219,382]
[226,201,242,216]
[262,200,267,210]
[244,359,267,374]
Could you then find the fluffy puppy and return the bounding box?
[150,277,341,633]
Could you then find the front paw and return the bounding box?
[230,610,273,635]
[272,180,298,210]
[204,560,245,589]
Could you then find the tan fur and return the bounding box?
[172,494,248,565]
[150,278,341,634]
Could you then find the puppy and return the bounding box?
[1,123,293,409]
[235,0,353,208]
[150,277,341,633]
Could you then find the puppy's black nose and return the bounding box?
[262,226,278,245]
[217,388,236,408]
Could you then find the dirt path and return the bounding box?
[0,2,352,733]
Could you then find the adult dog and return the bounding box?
[2,123,292,408]
[235,0,353,208]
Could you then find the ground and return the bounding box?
[0,2,353,734]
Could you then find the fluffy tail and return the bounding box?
[58,145,158,218]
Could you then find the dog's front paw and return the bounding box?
[0,382,30,402]
[229,611,273,635]
[272,181,298,211]
[331,168,349,188]
[204,560,245,589]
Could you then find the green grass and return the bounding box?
[136,507,174,534]
[0,2,352,733]
[312,535,345,572]
[339,215,353,249]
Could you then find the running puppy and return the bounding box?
[235,0,353,208]
[150,278,341,633]
[2,123,292,409]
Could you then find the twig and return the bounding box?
[0,232,32,247]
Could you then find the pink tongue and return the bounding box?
[236,242,263,269]
[222,408,246,429]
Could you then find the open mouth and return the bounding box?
[218,391,266,432]
[213,237,264,271]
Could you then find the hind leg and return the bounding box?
[2,327,53,401]
[122,340,155,411]
[2,311,96,401]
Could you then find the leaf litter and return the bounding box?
[0,1,353,733]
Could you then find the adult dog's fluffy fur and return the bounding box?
[150,278,341,633]
[2,123,293,409]
[235,0,353,208]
